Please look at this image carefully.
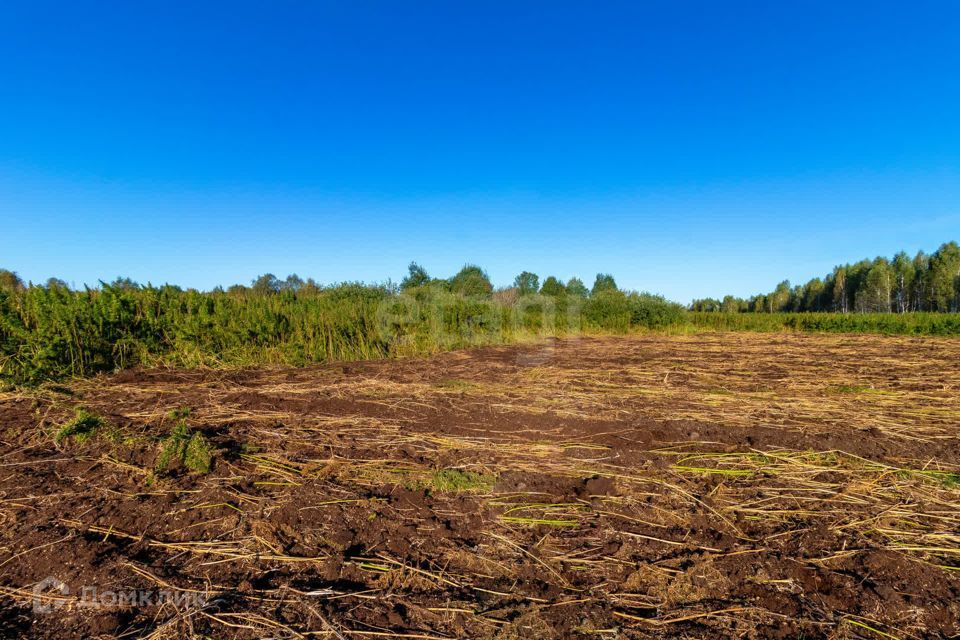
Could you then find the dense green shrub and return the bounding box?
[626,293,687,328]
[540,276,566,297]
[566,277,589,298]
[448,265,493,297]
[591,273,618,296]
[1,274,958,387]
[582,291,632,332]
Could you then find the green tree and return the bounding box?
[591,273,618,296]
[400,262,430,290]
[300,278,322,295]
[721,295,743,313]
[705,241,959,314]
[281,274,305,292]
[540,276,566,297]
[109,277,141,291]
[856,258,893,312]
[831,267,849,313]
[251,274,281,294]
[690,298,721,312]
[767,280,791,313]
[0,270,24,292]
[787,284,804,311]
[45,278,69,290]
[927,242,960,311]
[513,271,540,296]
[801,278,826,312]
[448,265,493,297]
[846,260,872,311]
[911,251,930,311]
[891,252,915,313]
[565,277,589,298]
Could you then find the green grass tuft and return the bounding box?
[429,469,496,493]
[404,469,496,494]
[827,384,874,394]
[909,469,960,489]
[55,408,105,444]
[155,419,214,474]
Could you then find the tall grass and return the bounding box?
[0,283,685,386]
[1,284,403,384]
[2,282,957,387]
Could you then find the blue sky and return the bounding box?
[1,1,958,302]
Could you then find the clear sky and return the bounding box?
[1,1,958,303]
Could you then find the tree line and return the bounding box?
[0,264,623,300]
[396,263,619,299]
[691,241,960,313]
[0,263,628,303]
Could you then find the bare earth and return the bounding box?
[1,332,959,639]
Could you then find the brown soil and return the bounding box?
[1,332,959,639]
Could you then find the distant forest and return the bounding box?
[692,241,960,313]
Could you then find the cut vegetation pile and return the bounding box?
[0,332,959,638]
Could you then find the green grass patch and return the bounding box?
[55,408,107,445]
[427,469,496,493]
[391,468,496,494]
[906,469,960,489]
[704,387,735,396]
[155,420,214,474]
[826,384,876,394]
